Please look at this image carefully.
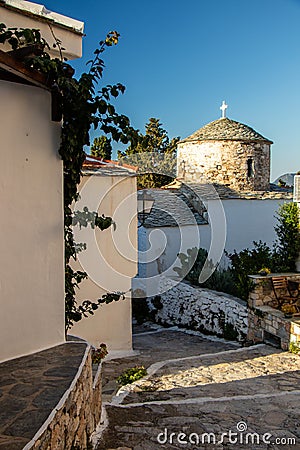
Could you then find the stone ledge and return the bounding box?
[0,342,102,450]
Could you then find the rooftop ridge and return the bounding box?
[181,117,273,144]
[1,0,84,34]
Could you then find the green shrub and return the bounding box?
[226,240,274,300]
[174,247,237,296]
[227,203,300,300]
[223,322,239,341]
[132,297,151,324]
[289,342,300,355]
[117,366,147,385]
[173,202,300,302]
[273,202,300,272]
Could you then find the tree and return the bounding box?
[91,135,112,160]
[273,202,300,272]
[119,117,180,188]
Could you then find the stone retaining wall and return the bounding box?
[248,306,291,350]
[149,279,248,341]
[248,274,300,309]
[25,346,102,450]
[247,274,300,350]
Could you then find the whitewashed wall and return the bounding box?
[1,3,83,60]
[0,81,65,362]
[149,278,248,341]
[139,198,290,296]
[71,173,137,351]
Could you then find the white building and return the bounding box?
[71,157,138,352]
[137,108,292,297]
[0,0,83,362]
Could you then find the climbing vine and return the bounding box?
[0,24,137,330]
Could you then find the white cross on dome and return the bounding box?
[220,101,228,118]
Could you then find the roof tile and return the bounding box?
[181,118,273,144]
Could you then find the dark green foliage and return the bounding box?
[126,118,178,155]
[273,202,300,272]
[226,241,274,300]
[132,297,152,324]
[227,203,300,299]
[0,24,136,330]
[223,323,239,341]
[174,248,237,296]
[177,203,300,302]
[119,117,180,188]
[0,24,47,50]
[117,366,147,385]
[152,295,163,310]
[91,135,112,160]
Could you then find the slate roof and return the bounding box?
[142,182,293,228]
[184,183,293,201]
[82,156,137,177]
[180,118,273,144]
[142,189,207,228]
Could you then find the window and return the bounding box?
[247,158,254,178]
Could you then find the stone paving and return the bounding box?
[0,342,87,450]
[96,323,300,450]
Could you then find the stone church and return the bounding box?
[177,102,272,192]
[137,103,293,296]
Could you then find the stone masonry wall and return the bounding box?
[248,274,300,309]
[247,275,300,350]
[26,346,102,450]
[247,306,292,350]
[177,140,270,191]
[149,279,248,341]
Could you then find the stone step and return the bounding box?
[97,327,300,450]
[102,328,237,403]
[98,392,300,449]
[122,345,300,404]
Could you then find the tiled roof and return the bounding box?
[180,118,273,144]
[184,182,293,200]
[143,182,293,228]
[82,156,137,177]
[142,189,207,228]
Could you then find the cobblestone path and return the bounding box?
[95,324,300,450]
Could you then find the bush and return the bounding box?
[226,241,275,300]
[223,322,239,341]
[117,366,147,385]
[132,297,151,324]
[273,202,300,272]
[173,202,300,302]
[227,203,300,300]
[174,247,237,296]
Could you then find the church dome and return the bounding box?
[181,118,273,144]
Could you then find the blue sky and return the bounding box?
[44,0,300,180]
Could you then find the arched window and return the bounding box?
[247,158,254,178]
